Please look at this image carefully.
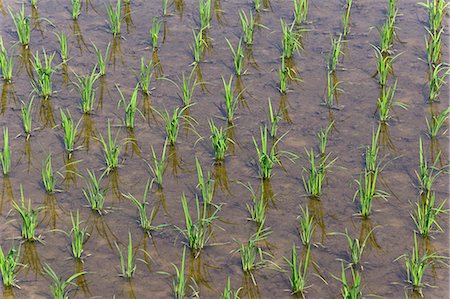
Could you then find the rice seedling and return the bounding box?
[254,0,261,12]
[82,169,107,214]
[73,67,99,114]
[191,28,206,64]
[123,179,165,232]
[378,10,397,53]
[98,119,121,172]
[164,68,197,106]
[298,206,315,246]
[281,19,302,59]
[240,10,255,45]
[411,192,448,238]
[71,0,81,20]
[12,185,41,240]
[327,34,343,72]
[42,154,56,194]
[139,57,154,95]
[365,125,381,173]
[268,98,281,138]
[106,0,122,37]
[69,210,87,259]
[92,42,110,76]
[195,158,214,204]
[8,3,31,47]
[253,126,287,180]
[31,49,56,99]
[222,76,238,123]
[0,127,10,176]
[377,80,407,123]
[426,106,450,138]
[226,38,244,76]
[60,109,80,158]
[55,32,69,65]
[44,263,86,299]
[117,83,140,129]
[162,0,169,16]
[0,243,21,288]
[209,119,229,162]
[150,17,161,51]
[428,63,450,102]
[171,246,188,299]
[419,0,449,35]
[293,0,308,24]
[179,193,220,254]
[330,229,374,268]
[353,167,389,217]
[115,232,136,278]
[156,105,191,145]
[395,233,448,294]
[337,262,361,299]
[342,0,353,37]
[317,121,333,156]
[199,0,211,30]
[302,149,337,198]
[284,244,310,295]
[31,0,38,8]
[243,183,266,224]
[21,97,33,140]
[373,46,393,87]
[0,37,13,82]
[324,70,342,108]
[220,276,241,299]
[149,139,168,188]
[425,27,443,69]
[415,138,443,196]
[279,56,288,94]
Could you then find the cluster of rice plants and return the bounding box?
[253,0,261,12]
[428,64,450,102]
[267,98,281,138]
[117,84,140,129]
[164,68,197,106]
[378,5,397,54]
[69,211,87,259]
[353,167,388,217]
[115,232,136,278]
[293,0,308,24]
[365,126,381,173]
[226,38,245,76]
[139,58,154,95]
[327,34,343,72]
[419,0,448,36]
[41,154,56,194]
[335,262,362,299]
[156,105,192,145]
[426,106,450,138]
[73,67,100,114]
[222,76,239,123]
[31,49,56,99]
[0,37,13,82]
[169,247,195,299]
[342,0,353,37]
[106,0,122,37]
[240,10,255,45]
[415,138,443,196]
[0,127,10,176]
[21,97,33,140]
[411,192,447,238]
[12,185,41,241]
[298,206,315,246]
[71,0,82,20]
[55,32,69,65]
[281,19,302,59]
[330,229,373,269]
[242,182,266,224]
[209,119,230,162]
[92,42,110,76]
[98,119,121,172]
[425,27,443,69]
[284,244,310,296]
[8,3,31,47]
[195,158,214,204]
[373,46,400,87]
[199,0,212,30]
[149,140,168,188]
[324,70,342,108]
[191,28,206,64]
[150,17,161,51]
[316,121,333,156]
[44,263,86,299]
[60,109,80,158]
[302,148,336,198]
[377,80,407,123]
[0,243,21,288]
[83,169,107,214]
[220,276,241,299]
[278,56,289,94]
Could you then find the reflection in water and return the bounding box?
[123,2,134,33]
[79,114,97,155]
[358,218,381,253]
[61,64,70,86]
[379,123,396,154]
[260,180,275,207]
[39,98,56,128]
[2,287,15,299]
[245,47,258,68]
[62,156,82,188]
[236,77,249,110]
[110,37,124,70]
[308,198,326,243]
[141,94,157,126]
[225,123,235,155]
[71,20,88,54]
[152,51,164,79]
[20,242,44,280]
[124,129,141,158]
[87,212,119,252]
[0,0,5,15]
[167,145,182,177]
[73,260,92,298]
[240,273,261,299]
[41,194,63,230]
[31,6,44,37]
[430,138,446,166]
[97,76,111,113]
[18,46,33,79]
[120,280,136,299]
[196,64,208,92]
[214,0,223,26]
[19,139,33,173]
[278,94,293,124]
[187,251,214,292]
[213,163,230,194]
[0,82,17,115]
[0,176,14,214]
[155,188,169,216]
[174,0,185,17]
[162,19,169,44]
[107,169,122,204]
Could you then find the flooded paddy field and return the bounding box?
[0,0,448,298]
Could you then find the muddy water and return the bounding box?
[0,0,448,298]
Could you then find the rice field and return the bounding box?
[0,0,449,298]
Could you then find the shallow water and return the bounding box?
[0,0,448,298]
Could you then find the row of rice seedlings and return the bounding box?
[240,10,255,45]
[12,185,41,241]
[71,0,82,20]
[150,17,161,51]
[44,263,86,299]
[298,206,315,246]
[226,38,245,76]
[21,97,33,140]
[55,32,69,64]
[302,149,336,198]
[253,126,287,180]
[222,76,239,123]
[281,19,302,59]
[179,193,220,256]
[195,158,214,204]
[106,0,122,37]
[69,210,87,259]
[8,3,31,47]
[98,119,121,172]
[117,84,140,129]
[353,167,388,217]
[411,192,447,238]
[242,182,266,224]
[123,179,166,232]
[419,0,448,35]
[336,262,362,298]
[293,0,308,25]
[426,106,450,138]
[424,27,443,69]
[373,46,400,87]
[156,105,191,145]
[0,127,10,176]
[192,28,206,64]
[42,153,56,194]
[199,0,212,30]
[267,98,281,138]
[83,169,107,214]
[209,119,230,162]
[60,109,81,158]
[149,140,168,188]
[220,276,241,299]
[327,34,343,72]
[115,232,136,278]
[395,232,447,295]
[31,49,56,99]
[365,125,381,173]
[93,42,110,76]
[74,67,100,114]
[342,0,353,37]
[316,121,333,156]
[139,57,154,95]
[324,70,342,108]
[284,244,310,295]
[428,63,450,102]
[415,138,442,196]
[0,243,21,288]
[378,6,397,53]
[377,80,407,123]
[0,37,13,82]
